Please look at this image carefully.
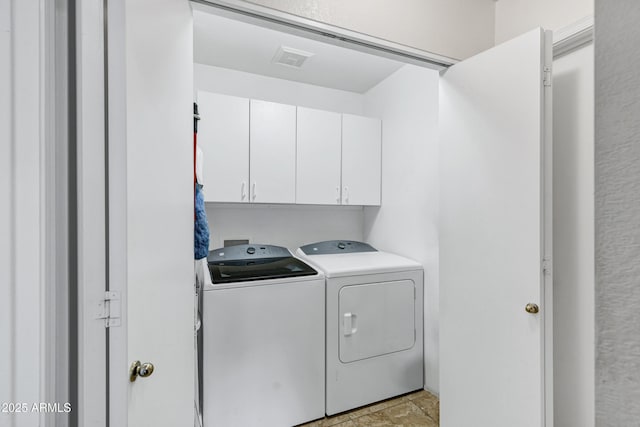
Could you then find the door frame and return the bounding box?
[3,0,109,425]
[191,0,456,70]
[101,3,591,427]
[73,0,128,425]
[104,0,129,424]
[1,0,51,424]
[543,30,555,427]
[75,0,110,424]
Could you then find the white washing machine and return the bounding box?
[296,240,424,415]
[203,244,325,427]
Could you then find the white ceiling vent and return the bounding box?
[272,46,314,68]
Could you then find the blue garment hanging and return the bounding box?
[194,182,210,260]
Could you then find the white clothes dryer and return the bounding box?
[296,240,424,415]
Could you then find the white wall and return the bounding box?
[553,43,595,427]
[195,63,364,114]
[196,63,367,250]
[244,0,495,60]
[207,204,364,251]
[0,0,13,420]
[1,0,45,426]
[595,1,640,423]
[362,65,440,393]
[495,0,593,43]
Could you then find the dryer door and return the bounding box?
[339,280,415,363]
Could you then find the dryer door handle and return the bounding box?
[343,312,358,336]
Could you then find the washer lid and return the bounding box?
[208,244,317,284]
[296,249,422,278]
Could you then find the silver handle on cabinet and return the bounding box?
[252,182,256,201]
[241,182,246,200]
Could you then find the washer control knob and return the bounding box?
[338,242,346,250]
[246,247,256,255]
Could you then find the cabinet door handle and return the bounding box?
[241,182,246,200]
[252,182,256,201]
[336,186,340,204]
[343,186,349,204]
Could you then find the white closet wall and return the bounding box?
[362,64,440,393]
[195,63,364,114]
[208,204,363,250]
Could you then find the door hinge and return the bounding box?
[542,257,553,277]
[543,66,552,87]
[97,291,121,327]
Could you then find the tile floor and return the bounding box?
[298,390,439,427]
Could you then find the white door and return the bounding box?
[296,107,342,205]
[197,91,249,202]
[250,100,296,203]
[439,28,552,427]
[342,114,381,206]
[108,0,195,426]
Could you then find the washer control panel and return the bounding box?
[208,244,291,262]
[299,240,377,255]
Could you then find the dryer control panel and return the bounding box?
[299,240,377,255]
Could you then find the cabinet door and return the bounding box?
[296,107,342,205]
[250,100,296,203]
[342,114,381,205]
[197,91,249,202]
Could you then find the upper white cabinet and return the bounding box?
[296,107,342,205]
[197,91,249,202]
[342,114,382,206]
[250,100,297,204]
[198,91,381,206]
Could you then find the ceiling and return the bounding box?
[193,10,405,94]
